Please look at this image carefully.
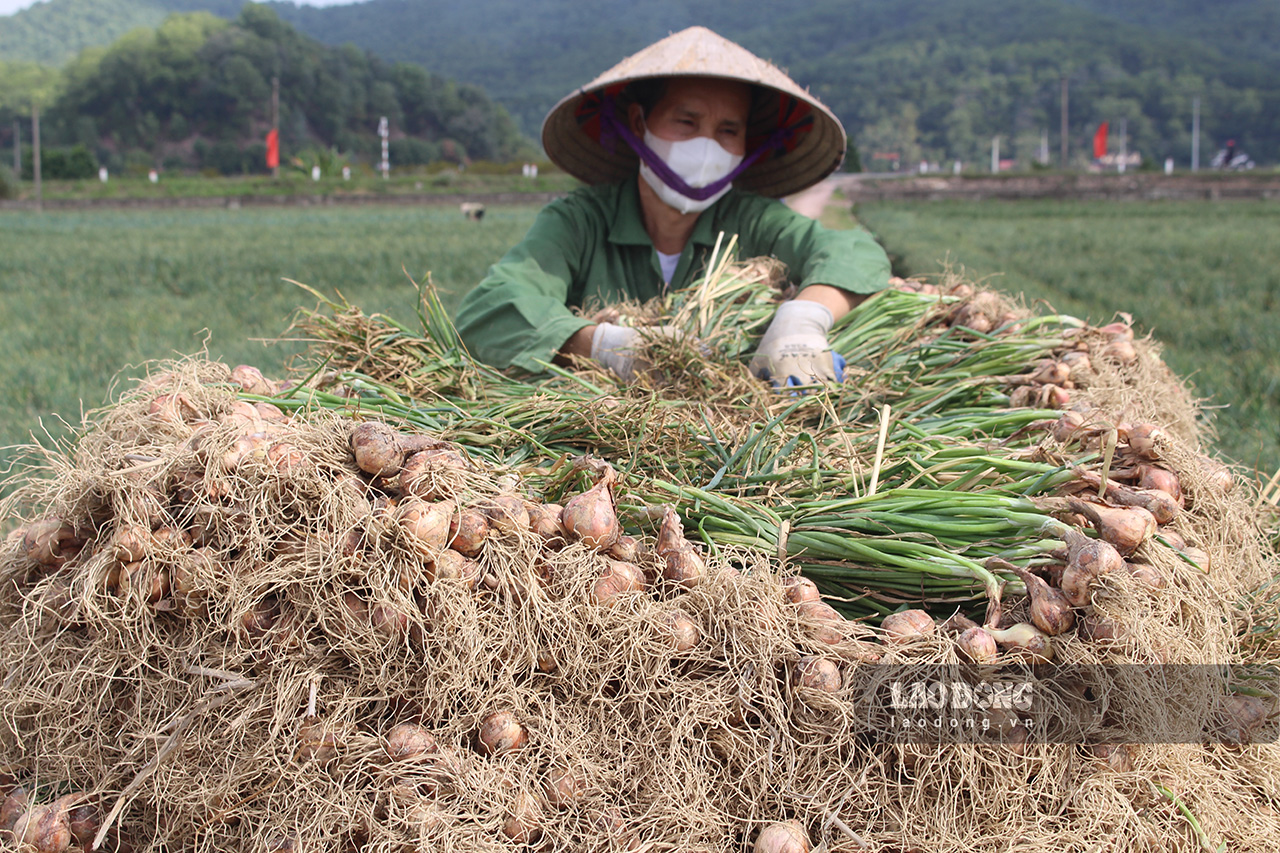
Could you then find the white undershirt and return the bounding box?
[656,250,681,284]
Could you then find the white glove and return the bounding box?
[590,323,683,382]
[749,300,845,386]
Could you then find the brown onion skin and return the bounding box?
[477,711,527,757]
[660,609,700,652]
[526,502,566,544]
[427,549,481,589]
[997,561,1075,636]
[782,576,822,605]
[561,476,620,550]
[447,509,490,557]
[1067,498,1156,555]
[606,534,642,563]
[796,600,847,646]
[1,786,29,839]
[296,717,341,764]
[656,507,707,588]
[350,422,404,473]
[385,723,439,762]
[484,495,530,534]
[13,801,71,853]
[956,626,999,665]
[52,794,99,849]
[792,657,842,693]
[881,609,936,644]
[396,498,455,558]
[1136,465,1183,506]
[591,559,647,607]
[754,820,811,853]
[545,766,586,809]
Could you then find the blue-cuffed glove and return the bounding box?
[749,300,846,387]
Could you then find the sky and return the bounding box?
[0,0,364,15]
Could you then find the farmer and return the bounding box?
[455,26,890,387]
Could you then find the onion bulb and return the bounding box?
[239,595,281,639]
[483,495,530,535]
[447,509,490,557]
[477,711,527,756]
[796,600,848,645]
[351,421,405,476]
[1066,498,1155,555]
[24,519,79,567]
[754,820,810,853]
[782,576,821,605]
[1088,743,1136,773]
[230,364,274,395]
[13,802,71,853]
[991,559,1074,635]
[1124,561,1166,589]
[1136,465,1183,506]
[1196,456,1234,495]
[1124,423,1165,458]
[1060,528,1125,606]
[590,559,646,607]
[501,789,542,844]
[396,498,454,558]
[526,502,565,544]
[1077,615,1125,642]
[987,622,1054,663]
[426,549,481,589]
[544,766,586,809]
[956,626,999,665]
[1,786,29,838]
[296,716,341,764]
[561,469,621,550]
[1101,339,1138,365]
[881,609,936,644]
[658,609,700,652]
[791,657,841,693]
[384,722,438,763]
[400,448,470,499]
[656,507,706,588]
[607,534,642,563]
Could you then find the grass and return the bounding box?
[855,198,1280,476]
[3,194,1276,485]
[0,204,539,468]
[2,170,579,203]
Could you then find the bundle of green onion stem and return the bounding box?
[274,243,1097,618]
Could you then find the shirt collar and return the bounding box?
[608,178,731,249]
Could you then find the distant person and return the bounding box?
[455,27,890,387]
[1224,139,1237,169]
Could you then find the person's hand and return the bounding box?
[590,323,685,381]
[749,300,846,387]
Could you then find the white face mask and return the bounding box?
[638,128,745,214]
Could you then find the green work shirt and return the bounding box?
[455,179,891,373]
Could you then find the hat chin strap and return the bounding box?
[599,98,791,200]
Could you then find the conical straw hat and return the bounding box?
[541,26,846,199]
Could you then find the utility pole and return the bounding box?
[12,120,19,178]
[32,103,42,213]
[990,136,1000,173]
[1118,118,1127,174]
[1060,76,1069,169]
[1191,96,1200,172]
[271,76,280,179]
[1040,129,1049,166]
[379,116,389,179]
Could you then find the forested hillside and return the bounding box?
[0,5,528,175]
[2,0,1277,168]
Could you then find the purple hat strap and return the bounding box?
[598,97,793,201]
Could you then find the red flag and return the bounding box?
[1092,122,1109,159]
[266,129,279,169]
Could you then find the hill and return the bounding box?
[3,0,1277,167]
[1,5,529,175]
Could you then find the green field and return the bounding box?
[0,204,537,467]
[1,197,1276,483]
[856,198,1280,476]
